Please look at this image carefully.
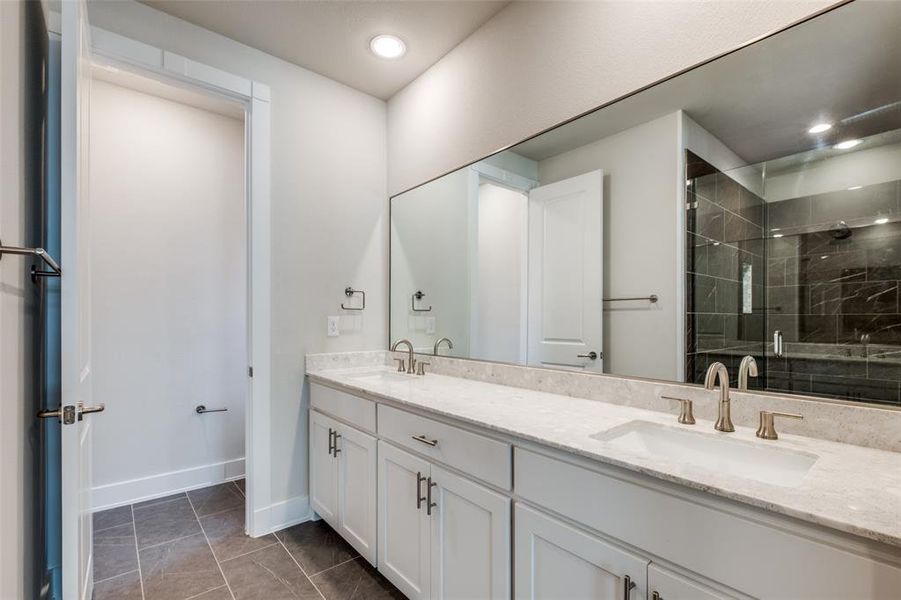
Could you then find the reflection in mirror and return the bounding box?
[390,1,901,407]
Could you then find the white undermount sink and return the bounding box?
[591,420,818,487]
[345,369,414,384]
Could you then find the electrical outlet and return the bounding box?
[327,316,340,337]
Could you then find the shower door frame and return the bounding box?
[89,28,274,538]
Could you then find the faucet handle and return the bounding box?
[756,411,802,440]
[394,358,406,373]
[416,361,430,376]
[661,396,695,425]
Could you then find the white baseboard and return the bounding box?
[253,494,313,536]
[92,458,245,511]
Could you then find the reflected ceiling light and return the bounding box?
[874,217,889,225]
[847,185,863,191]
[370,34,406,59]
[807,122,832,134]
[834,139,862,150]
[773,233,784,238]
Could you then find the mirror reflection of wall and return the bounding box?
[389,0,901,407]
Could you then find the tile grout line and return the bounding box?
[130,504,146,600]
[184,585,230,600]
[216,540,281,566]
[308,555,361,578]
[137,531,206,553]
[92,568,140,586]
[187,493,237,600]
[274,536,328,600]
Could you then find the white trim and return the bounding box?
[254,495,315,534]
[89,27,273,538]
[675,111,687,382]
[91,459,245,511]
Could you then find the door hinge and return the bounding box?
[248,366,254,378]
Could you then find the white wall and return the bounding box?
[538,113,681,381]
[88,0,387,524]
[390,168,471,354]
[0,1,43,596]
[387,0,837,195]
[89,79,246,507]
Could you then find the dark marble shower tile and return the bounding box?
[809,181,899,225]
[768,285,808,315]
[825,281,898,314]
[707,242,738,280]
[797,251,866,285]
[767,235,801,259]
[715,279,739,314]
[768,196,811,230]
[694,172,717,203]
[866,239,901,281]
[724,212,762,245]
[93,505,132,532]
[767,257,788,286]
[738,313,765,342]
[768,315,837,344]
[784,356,867,378]
[715,172,742,213]
[838,315,901,345]
[809,374,900,405]
[809,283,841,316]
[739,188,765,227]
[868,349,901,382]
[687,233,708,275]
[696,197,725,241]
[766,370,813,394]
[691,274,717,313]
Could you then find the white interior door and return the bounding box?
[60,1,99,598]
[527,170,603,372]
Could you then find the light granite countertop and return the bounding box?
[306,363,901,548]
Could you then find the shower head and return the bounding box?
[830,221,852,240]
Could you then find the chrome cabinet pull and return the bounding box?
[623,575,636,600]
[412,434,438,447]
[426,477,437,515]
[416,472,426,509]
[332,432,342,456]
[327,428,334,455]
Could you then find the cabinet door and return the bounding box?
[378,441,431,600]
[648,564,738,600]
[336,423,378,565]
[310,411,339,526]
[430,466,510,600]
[514,503,649,600]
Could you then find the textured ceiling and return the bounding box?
[138,0,509,99]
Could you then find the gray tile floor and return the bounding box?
[92,480,405,600]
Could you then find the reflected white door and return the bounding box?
[527,170,603,372]
[60,1,97,598]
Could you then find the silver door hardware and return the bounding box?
[661,396,695,425]
[577,351,599,360]
[332,432,342,456]
[416,472,426,509]
[412,434,438,447]
[328,428,335,455]
[773,330,784,357]
[0,238,62,282]
[37,405,77,425]
[603,294,658,303]
[195,405,228,414]
[248,366,253,377]
[426,477,437,515]
[756,411,803,440]
[652,593,662,600]
[623,575,636,599]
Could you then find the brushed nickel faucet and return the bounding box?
[704,362,735,432]
[391,339,416,374]
[433,337,454,355]
[738,355,758,390]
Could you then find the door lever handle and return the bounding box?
[577,351,599,360]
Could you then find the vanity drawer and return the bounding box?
[310,382,376,433]
[378,405,512,490]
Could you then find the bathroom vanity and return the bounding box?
[306,354,901,600]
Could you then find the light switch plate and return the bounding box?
[426,316,436,334]
[327,316,340,337]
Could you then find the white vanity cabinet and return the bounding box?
[308,407,377,564]
[647,564,734,600]
[377,440,511,600]
[514,503,648,600]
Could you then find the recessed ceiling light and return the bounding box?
[847,185,863,191]
[773,233,784,239]
[370,34,406,59]
[808,122,832,134]
[874,217,889,225]
[834,139,862,150]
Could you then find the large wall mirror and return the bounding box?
[390,0,901,407]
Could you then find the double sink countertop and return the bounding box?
[306,363,901,549]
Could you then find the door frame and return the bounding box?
[66,25,274,537]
